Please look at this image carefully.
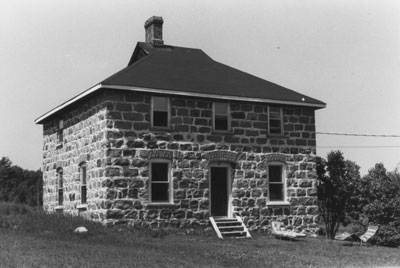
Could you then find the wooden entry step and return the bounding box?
[210,216,252,239]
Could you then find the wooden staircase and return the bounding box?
[210,216,252,239]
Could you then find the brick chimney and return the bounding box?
[144,16,164,46]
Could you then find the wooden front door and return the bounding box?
[210,166,229,217]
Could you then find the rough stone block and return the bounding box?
[207,135,222,142]
[123,112,144,121]
[201,110,212,118]
[133,122,149,131]
[231,112,245,119]
[134,103,150,113]
[116,103,132,112]
[114,121,132,130]
[253,121,267,129]
[197,101,209,109]
[105,167,120,177]
[174,125,189,132]
[246,130,259,136]
[125,94,144,103]
[177,108,189,116]
[171,99,186,107]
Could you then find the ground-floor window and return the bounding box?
[57,168,63,206]
[79,162,87,204]
[268,163,286,202]
[150,161,171,203]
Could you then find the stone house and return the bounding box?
[35,16,325,235]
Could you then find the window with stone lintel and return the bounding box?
[267,162,287,204]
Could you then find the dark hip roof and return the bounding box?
[35,42,325,124]
[102,42,325,107]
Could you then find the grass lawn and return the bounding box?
[1,229,400,268]
[0,203,399,268]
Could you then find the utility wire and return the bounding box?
[316,132,400,138]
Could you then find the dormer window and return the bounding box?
[151,96,169,128]
[268,107,283,135]
[213,102,230,131]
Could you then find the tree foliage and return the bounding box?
[316,151,360,239]
[349,163,400,247]
[0,157,43,206]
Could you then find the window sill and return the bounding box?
[56,143,63,149]
[150,127,173,132]
[212,130,233,135]
[54,205,64,211]
[77,204,88,211]
[267,201,291,206]
[266,135,289,139]
[146,203,178,208]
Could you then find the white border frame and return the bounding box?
[56,167,63,206]
[209,163,232,217]
[79,162,87,205]
[267,161,290,205]
[149,159,172,204]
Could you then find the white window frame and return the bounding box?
[268,106,283,136]
[57,119,64,145]
[149,160,172,204]
[57,168,63,206]
[213,102,231,132]
[79,162,87,205]
[151,96,170,128]
[267,162,289,205]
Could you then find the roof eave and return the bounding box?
[34,84,102,124]
[102,84,326,108]
[35,84,326,124]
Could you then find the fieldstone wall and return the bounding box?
[41,89,319,233]
[42,94,110,221]
[100,90,319,232]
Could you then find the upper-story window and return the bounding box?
[268,163,286,202]
[79,162,87,204]
[268,107,283,135]
[150,161,171,203]
[213,102,230,131]
[57,120,64,145]
[57,168,63,206]
[151,96,169,128]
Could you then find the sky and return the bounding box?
[1,0,399,175]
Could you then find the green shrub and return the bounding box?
[347,164,400,247]
[370,222,400,248]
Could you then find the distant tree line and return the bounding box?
[0,157,42,207]
[317,151,400,247]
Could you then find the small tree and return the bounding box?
[316,151,359,239]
